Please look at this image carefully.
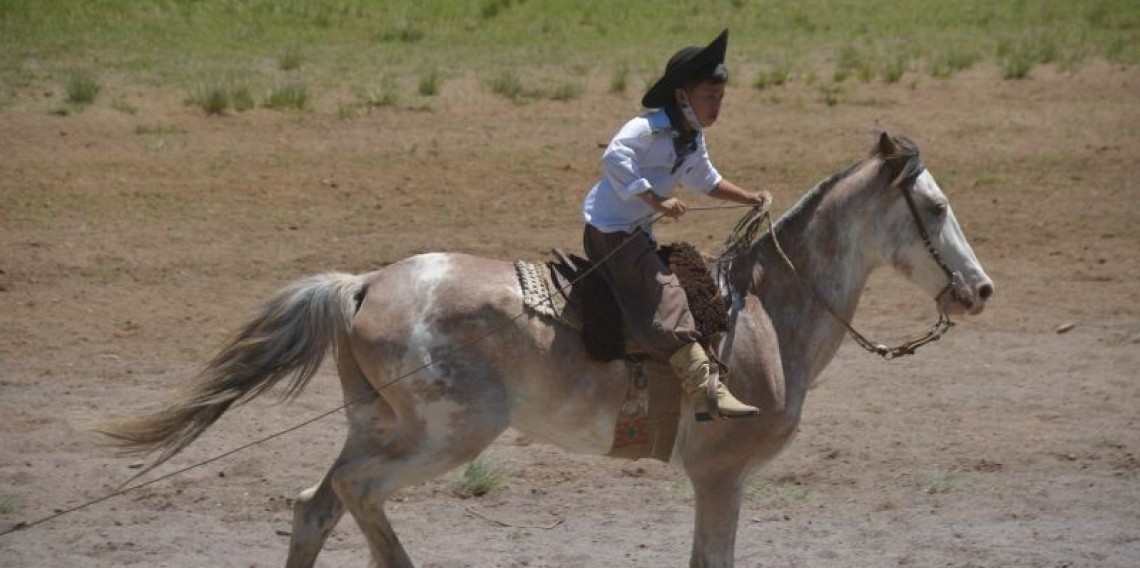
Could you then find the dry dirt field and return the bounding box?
[1,62,1138,567]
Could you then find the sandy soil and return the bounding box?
[1,62,1138,567]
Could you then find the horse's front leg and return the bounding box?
[688,471,745,568]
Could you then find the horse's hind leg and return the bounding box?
[285,467,345,568]
[330,417,507,567]
[285,341,370,568]
[330,347,511,566]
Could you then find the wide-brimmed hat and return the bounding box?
[641,29,729,109]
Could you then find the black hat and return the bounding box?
[641,29,729,109]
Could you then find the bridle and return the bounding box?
[718,167,968,360]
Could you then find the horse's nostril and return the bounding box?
[978,283,994,301]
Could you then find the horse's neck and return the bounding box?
[747,185,877,401]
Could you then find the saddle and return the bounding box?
[514,243,731,462]
[515,242,729,361]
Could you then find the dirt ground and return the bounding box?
[1,61,1138,567]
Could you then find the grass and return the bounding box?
[187,81,230,114]
[488,71,524,100]
[454,456,504,497]
[881,55,908,83]
[262,83,309,111]
[998,34,1062,80]
[186,79,255,115]
[0,495,20,516]
[921,475,957,495]
[609,65,629,94]
[278,45,304,72]
[819,83,845,107]
[358,77,400,109]
[417,69,441,96]
[549,81,584,102]
[930,48,981,79]
[64,71,99,105]
[672,478,695,500]
[110,98,138,114]
[135,123,185,136]
[754,63,791,91]
[0,1,1137,110]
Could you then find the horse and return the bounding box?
[100,132,994,568]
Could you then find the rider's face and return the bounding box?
[676,81,725,128]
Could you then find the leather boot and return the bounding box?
[668,342,759,421]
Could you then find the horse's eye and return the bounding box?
[931,203,948,219]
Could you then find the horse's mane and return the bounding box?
[771,162,859,235]
[773,132,923,235]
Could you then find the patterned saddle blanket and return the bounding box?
[514,242,728,361]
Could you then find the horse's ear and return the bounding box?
[875,131,898,158]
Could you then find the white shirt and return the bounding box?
[582,108,722,233]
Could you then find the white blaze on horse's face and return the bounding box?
[892,170,994,316]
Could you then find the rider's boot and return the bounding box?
[668,342,760,421]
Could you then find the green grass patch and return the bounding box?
[930,48,981,79]
[921,475,957,495]
[819,83,845,106]
[549,81,584,102]
[754,62,791,90]
[881,55,908,83]
[278,45,304,72]
[64,71,99,105]
[488,71,524,100]
[230,85,255,111]
[186,79,255,115]
[135,123,185,136]
[672,477,695,500]
[609,65,629,94]
[374,18,426,44]
[358,77,400,108]
[262,82,309,111]
[417,68,442,96]
[0,495,19,516]
[110,98,138,114]
[833,44,874,83]
[998,34,1062,79]
[454,456,504,498]
[191,83,229,114]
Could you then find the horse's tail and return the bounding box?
[97,272,365,468]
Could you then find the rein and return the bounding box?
[718,174,960,360]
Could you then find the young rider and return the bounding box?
[581,29,769,420]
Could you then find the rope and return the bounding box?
[1,203,757,539]
[1,400,355,537]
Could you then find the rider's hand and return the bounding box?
[748,190,772,208]
[656,197,687,218]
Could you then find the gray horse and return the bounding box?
[102,133,994,567]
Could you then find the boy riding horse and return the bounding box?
[582,29,769,420]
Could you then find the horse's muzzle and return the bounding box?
[939,273,994,316]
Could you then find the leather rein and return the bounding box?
[719,170,966,360]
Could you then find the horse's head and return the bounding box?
[870,133,994,316]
